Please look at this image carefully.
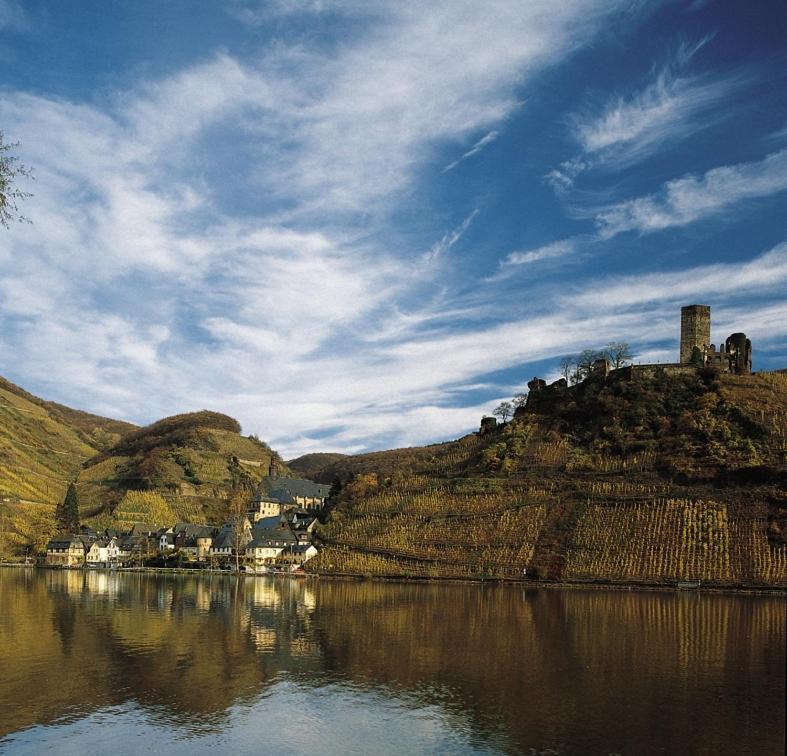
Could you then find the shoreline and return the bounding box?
[303,570,786,596]
[6,562,783,595]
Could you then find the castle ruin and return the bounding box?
[520,305,754,416]
[679,305,751,374]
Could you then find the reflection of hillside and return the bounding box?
[311,582,786,755]
[0,571,118,736]
[0,571,326,737]
[1,571,783,754]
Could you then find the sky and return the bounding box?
[1,0,786,458]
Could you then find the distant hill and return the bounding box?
[287,452,349,481]
[308,370,787,589]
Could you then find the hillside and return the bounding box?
[77,410,292,526]
[0,376,138,556]
[307,370,787,588]
[0,375,291,556]
[0,376,135,452]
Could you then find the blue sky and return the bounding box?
[1,0,786,457]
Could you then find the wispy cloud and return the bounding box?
[503,239,576,267]
[544,157,590,193]
[425,209,479,263]
[443,131,500,173]
[547,35,747,188]
[594,148,787,237]
[570,243,787,309]
[1,0,653,455]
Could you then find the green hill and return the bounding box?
[0,376,291,556]
[307,370,787,589]
[77,410,292,525]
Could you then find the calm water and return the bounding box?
[0,570,783,755]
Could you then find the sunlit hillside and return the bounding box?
[0,375,139,557]
[76,410,292,525]
[0,376,291,556]
[308,370,787,588]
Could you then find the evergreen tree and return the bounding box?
[58,483,80,531]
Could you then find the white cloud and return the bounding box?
[573,36,733,161]
[546,36,746,189]
[595,148,787,237]
[544,157,590,192]
[501,239,576,267]
[20,0,781,458]
[443,131,500,173]
[425,209,479,263]
[570,243,787,310]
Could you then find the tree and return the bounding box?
[227,484,250,573]
[558,356,575,384]
[0,131,32,228]
[493,401,513,423]
[604,342,634,369]
[512,392,528,409]
[690,345,705,367]
[575,349,603,382]
[57,483,80,531]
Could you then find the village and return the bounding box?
[43,477,331,573]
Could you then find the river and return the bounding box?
[0,569,783,754]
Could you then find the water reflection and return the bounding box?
[0,570,784,754]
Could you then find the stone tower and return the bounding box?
[680,305,711,364]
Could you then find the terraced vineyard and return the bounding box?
[309,371,787,588]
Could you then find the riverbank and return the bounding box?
[10,562,784,594]
[305,569,787,596]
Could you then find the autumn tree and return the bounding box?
[512,392,528,409]
[0,131,31,228]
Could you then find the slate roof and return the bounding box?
[248,527,297,548]
[173,522,214,538]
[212,529,251,550]
[129,523,157,536]
[252,515,288,532]
[261,477,331,502]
